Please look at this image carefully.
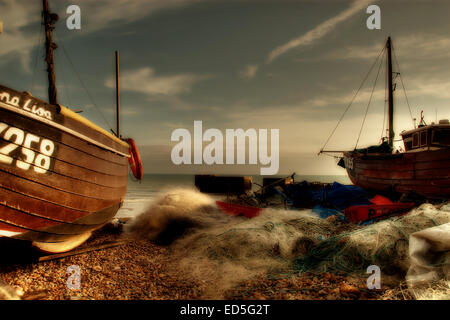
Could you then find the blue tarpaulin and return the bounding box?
[284,181,372,211]
[312,205,348,221]
[314,182,372,210]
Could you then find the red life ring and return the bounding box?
[125,138,143,180]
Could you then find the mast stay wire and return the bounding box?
[319,45,386,154]
[53,30,114,132]
[31,17,45,92]
[392,43,415,128]
[55,41,73,108]
[355,49,385,149]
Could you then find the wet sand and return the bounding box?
[0,225,410,300]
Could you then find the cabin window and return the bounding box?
[432,129,450,146]
[412,133,419,148]
[402,136,412,151]
[420,131,427,147]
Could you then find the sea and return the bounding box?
[116,174,351,219]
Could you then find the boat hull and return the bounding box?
[343,148,450,199]
[0,85,129,251]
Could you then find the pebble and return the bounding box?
[0,229,405,300]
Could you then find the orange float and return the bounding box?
[125,138,143,180]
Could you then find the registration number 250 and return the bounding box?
[0,122,56,174]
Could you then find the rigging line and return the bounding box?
[57,47,72,107]
[392,44,415,128]
[31,19,44,92]
[355,46,385,149]
[319,45,386,154]
[53,31,114,131]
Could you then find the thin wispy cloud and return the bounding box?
[70,0,204,34]
[323,33,450,61]
[105,67,209,96]
[238,64,258,80]
[267,0,374,63]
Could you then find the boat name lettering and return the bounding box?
[0,91,20,107]
[0,122,56,174]
[22,99,53,120]
[0,92,53,120]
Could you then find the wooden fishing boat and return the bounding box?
[321,37,450,199]
[0,1,142,253]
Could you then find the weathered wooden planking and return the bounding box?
[415,168,450,179]
[0,171,118,211]
[14,205,120,242]
[0,140,128,187]
[0,134,127,176]
[0,221,27,233]
[357,168,414,179]
[356,161,414,171]
[346,148,450,198]
[0,203,76,231]
[0,165,127,201]
[415,148,450,162]
[0,84,131,246]
[0,199,120,233]
[349,172,450,197]
[414,160,450,170]
[0,187,88,221]
[0,85,128,154]
[1,204,120,241]
[0,109,128,166]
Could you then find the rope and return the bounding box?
[31,19,44,92]
[392,43,415,128]
[56,45,73,107]
[355,48,385,149]
[319,45,386,153]
[53,31,114,131]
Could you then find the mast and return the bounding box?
[115,51,120,138]
[43,0,59,105]
[387,37,394,149]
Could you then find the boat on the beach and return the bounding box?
[0,1,142,253]
[321,37,450,200]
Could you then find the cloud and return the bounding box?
[70,0,204,33]
[238,64,258,80]
[0,0,42,71]
[407,79,450,100]
[326,33,450,61]
[0,0,203,71]
[105,67,209,96]
[267,0,374,63]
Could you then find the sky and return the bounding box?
[1,0,450,175]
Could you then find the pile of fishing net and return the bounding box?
[126,189,340,294]
[294,203,450,276]
[127,189,450,297]
[127,188,337,266]
[172,207,338,270]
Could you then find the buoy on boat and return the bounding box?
[126,138,143,180]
